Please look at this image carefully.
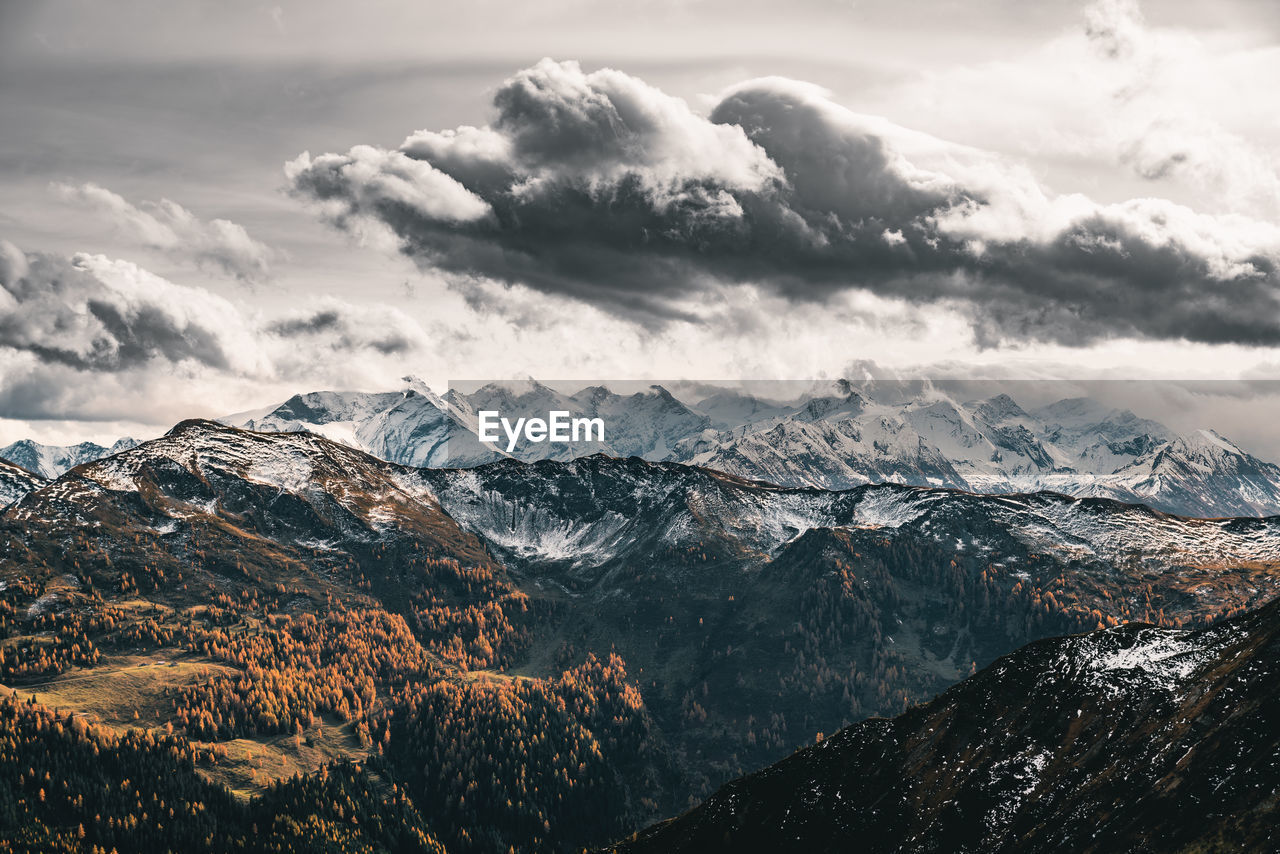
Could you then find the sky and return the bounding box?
[2,0,1280,447]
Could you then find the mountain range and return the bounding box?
[235,378,1280,518]
[5,419,1280,850]
[6,379,1280,519]
[233,379,1280,518]
[0,436,138,481]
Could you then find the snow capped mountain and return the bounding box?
[568,384,710,458]
[355,387,503,468]
[900,395,1057,485]
[7,419,454,550]
[688,389,795,430]
[1032,396,1173,474]
[421,455,1280,581]
[965,393,1059,473]
[674,414,968,491]
[227,377,709,466]
[462,379,711,459]
[787,379,872,423]
[676,388,1280,518]
[677,391,1075,496]
[0,437,138,479]
[202,378,1280,518]
[1033,396,1172,447]
[238,389,404,446]
[1100,429,1280,518]
[233,377,505,468]
[0,457,45,506]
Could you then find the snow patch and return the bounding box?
[1079,625,1225,695]
[852,489,927,528]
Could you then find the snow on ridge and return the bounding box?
[453,492,632,565]
[85,457,139,492]
[246,452,315,494]
[1097,630,1200,677]
[739,493,838,544]
[1184,429,1241,455]
[1075,625,1226,696]
[423,468,634,564]
[852,487,928,529]
[987,493,1280,566]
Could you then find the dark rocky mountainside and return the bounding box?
[609,596,1280,854]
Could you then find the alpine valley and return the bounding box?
[3,413,1280,852]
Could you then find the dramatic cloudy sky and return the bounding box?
[3,0,1280,445]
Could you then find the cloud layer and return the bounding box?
[0,239,428,421]
[286,56,1280,347]
[52,182,277,282]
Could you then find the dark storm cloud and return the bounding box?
[267,307,416,356]
[0,240,427,380]
[269,309,344,336]
[0,240,236,371]
[286,58,1280,346]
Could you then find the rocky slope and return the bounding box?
[417,450,1280,791]
[0,457,45,507]
[610,595,1280,854]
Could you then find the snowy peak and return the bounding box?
[257,390,403,427]
[467,378,565,410]
[0,436,138,479]
[1033,395,1119,427]
[674,412,969,492]
[689,389,794,430]
[670,388,1280,517]
[567,384,709,458]
[12,419,446,544]
[791,386,869,423]
[969,392,1033,426]
[225,380,711,466]
[1166,428,1245,459]
[1103,428,1280,517]
[903,395,1056,479]
[1034,397,1173,462]
[199,381,1280,517]
[233,381,502,469]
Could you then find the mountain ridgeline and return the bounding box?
[7,380,1280,520]
[3,420,1280,851]
[231,378,1280,518]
